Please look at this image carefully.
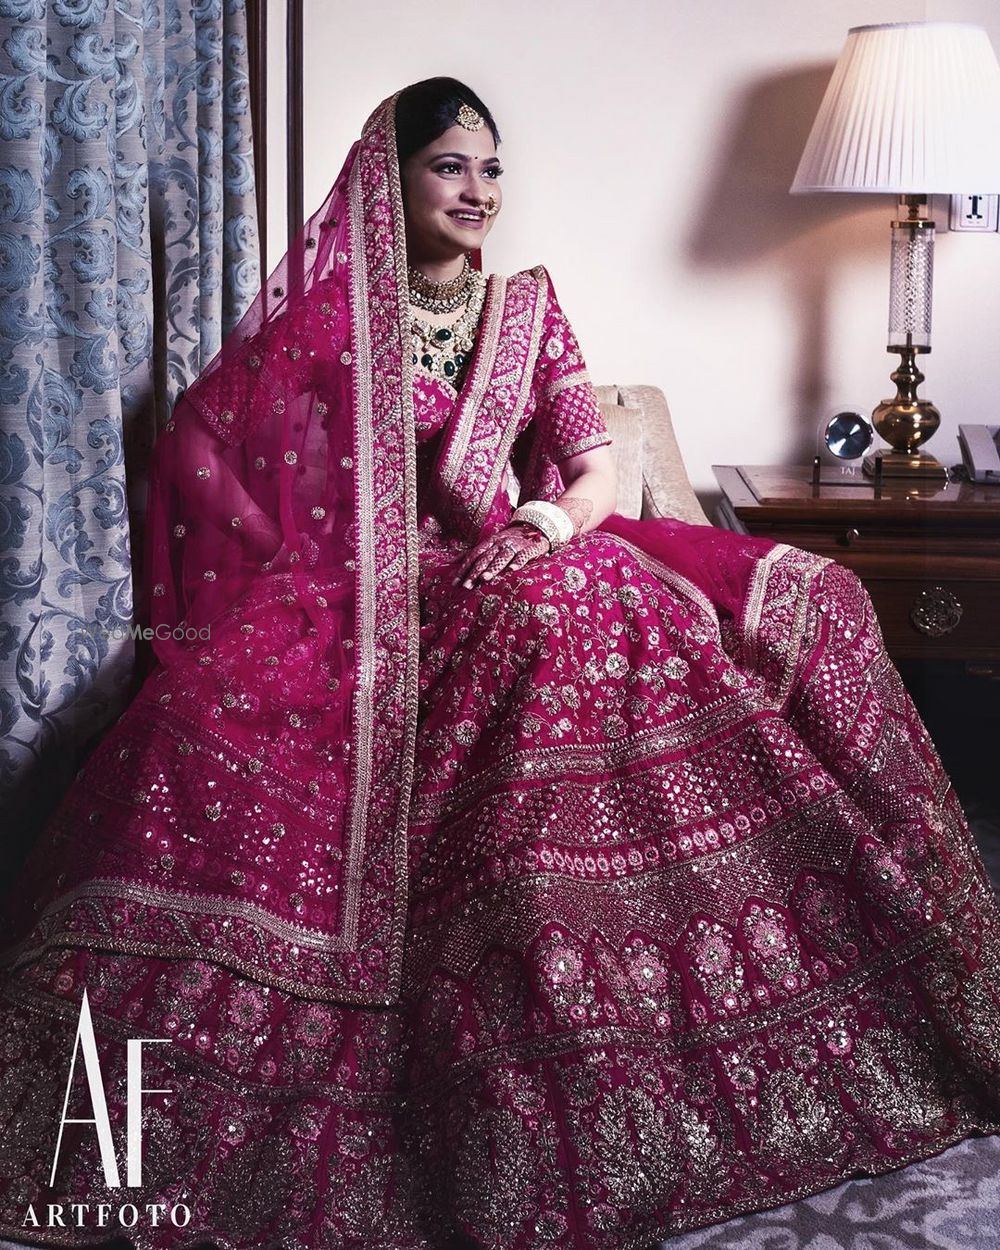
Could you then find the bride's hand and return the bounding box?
[453,523,551,589]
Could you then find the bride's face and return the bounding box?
[400,123,502,262]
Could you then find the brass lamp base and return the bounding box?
[862,447,949,481]
[864,335,947,481]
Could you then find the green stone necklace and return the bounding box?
[410,268,487,390]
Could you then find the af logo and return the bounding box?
[21,987,193,1232]
[50,986,172,1187]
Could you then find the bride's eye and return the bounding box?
[436,162,461,174]
[485,167,504,179]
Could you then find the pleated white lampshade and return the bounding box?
[790,22,1000,194]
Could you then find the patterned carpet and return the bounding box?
[655,1133,1000,1249]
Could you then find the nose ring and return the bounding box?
[483,195,499,218]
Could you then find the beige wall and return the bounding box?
[266,1,1000,517]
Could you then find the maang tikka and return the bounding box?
[456,102,485,131]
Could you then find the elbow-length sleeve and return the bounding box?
[529,267,614,463]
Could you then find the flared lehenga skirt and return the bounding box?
[1,514,999,1250]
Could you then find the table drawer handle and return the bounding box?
[841,527,860,546]
[910,587,963,638]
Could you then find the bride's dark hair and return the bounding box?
[395,77,501,165]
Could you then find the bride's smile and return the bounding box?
[400,123,503,281]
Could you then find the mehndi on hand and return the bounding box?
[453,522,551,589]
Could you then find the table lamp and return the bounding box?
[790,22,1000,480]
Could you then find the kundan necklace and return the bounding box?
[407,254,473,313]
[410,267,487,388]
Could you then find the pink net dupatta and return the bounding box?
[139,93,419,1005]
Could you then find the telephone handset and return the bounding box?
[958,424,1000,484]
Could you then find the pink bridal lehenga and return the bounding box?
[0,92,998,1250]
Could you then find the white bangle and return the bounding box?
[533,500,575,544]
[511,500,575,551]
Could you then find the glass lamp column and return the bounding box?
[863,195,947,480]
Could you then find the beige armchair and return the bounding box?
[594,384,712,527]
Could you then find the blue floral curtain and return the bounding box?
[0,0,259,862]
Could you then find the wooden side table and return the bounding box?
[712,464,1000,673]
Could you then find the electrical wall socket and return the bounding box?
[948,194,999,232]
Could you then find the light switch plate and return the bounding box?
[948,194,999,231]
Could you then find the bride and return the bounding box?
[0,77,997,1250]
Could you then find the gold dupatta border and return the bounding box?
[345,93,420,1001]
[344,118,376,955]
[472,267,550,537]
[435,273,507,492]
[740,543,834,711]
[429,270,549,543]
[384,94,422,1001]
